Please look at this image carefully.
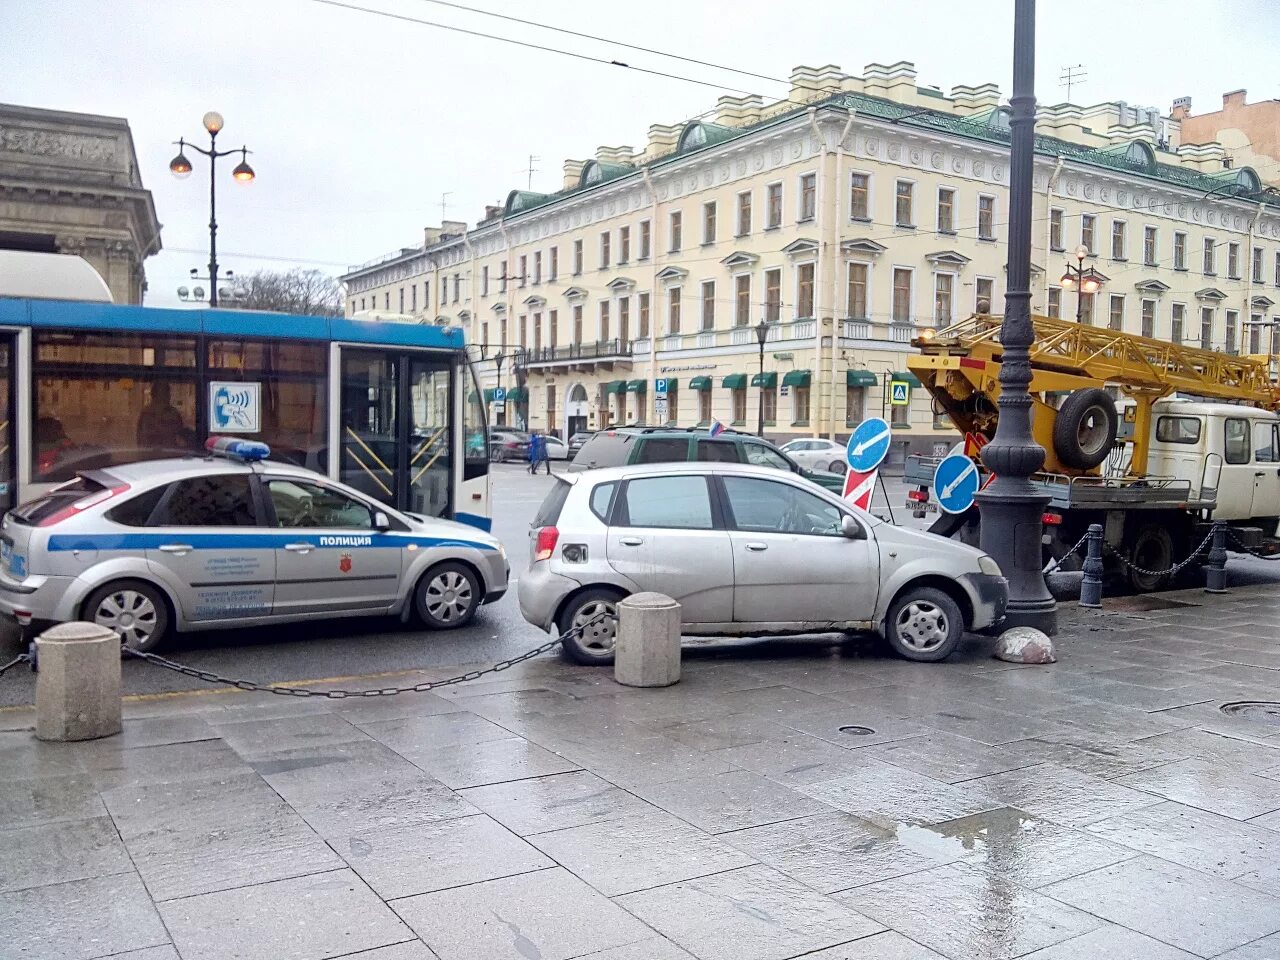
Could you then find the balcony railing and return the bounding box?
[523,338,634,365]
[843,319,871,339]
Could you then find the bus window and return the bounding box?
[409,357,452,518]
[464,362,488,479]
[33,331,197,482]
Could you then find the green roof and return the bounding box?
[893,371,922,388]
[751,371,778,388]
[603,379,626,394]
[847,370,878,387]
[688,376,712,390]
[483,388,497,402]
[625,379,647,393]
[782,370,811,387]
[505,386,528,402]
[722,373,748,389]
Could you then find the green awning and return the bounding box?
[893,371,922,388]
[604,379,626,395]
[847,370,878,387]
[505,386,528,402]
[782,370,811,388]
[688,376,711,390]
[751,371,777,388]
[625,379,647,394]
[483,388,497,402]
[722,373,748,389]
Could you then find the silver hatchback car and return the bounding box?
[518,462,1007,665]
[0,440,508,650]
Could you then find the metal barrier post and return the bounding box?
[1205,521,1229,594]
[1079,523,1105,609]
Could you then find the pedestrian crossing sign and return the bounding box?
[890,380,910,405]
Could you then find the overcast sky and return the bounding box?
[6,0,1278,308]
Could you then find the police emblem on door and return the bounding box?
[339,553,352,574]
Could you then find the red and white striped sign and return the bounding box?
[842,468,877,511]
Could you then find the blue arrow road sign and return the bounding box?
[846,417,892,472]
[655,378,668,398]
[934,453,980,514]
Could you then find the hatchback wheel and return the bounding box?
[828,460,847,475]
[556,588,624,665]
[416,562,481,629]
[884,586,963,662]
[83,580,170,653]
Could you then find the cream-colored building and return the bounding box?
[342,62,1280,460]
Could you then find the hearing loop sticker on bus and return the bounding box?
[209,382,261,433]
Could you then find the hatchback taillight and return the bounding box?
[533,526,559,562]
[38,484,131,527]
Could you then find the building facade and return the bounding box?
[343,63,1280,458]
[1174,90,1280,188]
[0,103,162,304]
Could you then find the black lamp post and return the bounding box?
[755,318,769,436]
[169,112,255,308]
[974,0,1057,635]
[1059,245,1104,323]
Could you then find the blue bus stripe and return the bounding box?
[46,533,497,552]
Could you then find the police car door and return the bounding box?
[263,476,403,616]
[142,472,275,623]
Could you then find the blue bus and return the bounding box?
[0,268,490,530]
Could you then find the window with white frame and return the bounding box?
[850,173,870,220]
[533,251,542,284]
[1081,214,1096,254]
[1048,287,1062,319]
[1171,303,1185,343]
[599,300,610,341]
[846,385,865,425]
[1141,299,1155,338]
[618,297,630,341]
[637,293,649,338]
[765,268,781,322]
[732,387,746,423]
[1143,226,1158,266]
[736,191,752,236]
[1109,295,1125,331]
[766,183,782,228]
[669,211,682,252]
[934,274,954,325]
[1173,232,1186,270]
[618,227,630,263]
[1275,251,1280,287]
[549,247,559,280]
[937,188,955,234]
[573,240,583,275]
[796,263,815,318]
[847,262,868,319]
[1253,246,1264,284]
[977,195,995,240]
[517,255,526,287]
[892,268,912,323]
[1228,242,1240,279]
[702,202,717,244]
[668,287,681,334]
[481,266,489,296]
[793,385,810,424]
[1204,237,1217,274]
[638,221,651,260]
[976,277,994,313]
[1111,220,1127,260]
[1226,310,1239,353]
[701,280,716,330]
[894,181,914,227]
[799,173,816,221]
[1049,208,1064,250]
[1079,291,1095,324]
[1200,307,1214,348]
[698,388,712,425]
[599,232,610,269]
[735,274,751,326]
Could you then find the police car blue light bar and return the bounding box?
[205,436,271,461]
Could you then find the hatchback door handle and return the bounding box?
[157,544,193,555]
[284,543,315,554]
[619,536,644,546]
[1256,471,1267,477]
[745,542,768,552]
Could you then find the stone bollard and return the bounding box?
[1205,521,1229,594]
[35,622,122,742]
[614,592,681,687]
[1079,523,1105,609]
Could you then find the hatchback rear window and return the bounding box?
[635,437,690,463]
[10,476,107,526]
[532,479,572,527]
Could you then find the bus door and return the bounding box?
[338,347,458,519]
[0,334,14,514]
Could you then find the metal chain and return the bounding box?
[1042,530,1093,576]
[120,615,606,698]
[0,653,31,679]
[1227,528,1280,560]
[1105,528,1215,579]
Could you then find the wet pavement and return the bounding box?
[3,585,1280,958]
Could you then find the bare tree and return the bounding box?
[233,268,342,316]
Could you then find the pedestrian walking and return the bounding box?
[538,431,552,475]
[528,432,542,474]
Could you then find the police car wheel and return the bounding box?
[415,562,480,629]
[83,580,170,653]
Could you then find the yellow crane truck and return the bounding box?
[905,312,1280,590]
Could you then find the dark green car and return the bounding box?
[566,428,845,492]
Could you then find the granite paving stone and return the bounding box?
[0,730,88,777]
[653,712,793,751]
[799,759,1003,827]
[997,730,1191,780]
[0,815,133,893]
[528,807,755,895]
[0,872,171,960]
[329,943,440,959]
[457,770,654,836]
[102,947,183,960]
[0,773,106,830]
[616,864,884,960]
[392,867,653,960]
[856,731,1042,784]
[1130,728,1280,769]
[798,931,949,959]
[330,690,465,724]
[211,712,371,758]
[1014,925,1200,959]
[631,767,832,833]
[80,738,252,790]
[566,938,697,959]
[58,714,216,752]
[356,711,517,753]
[1250,807,1280,831]
[1212,931,1280,959]
[340,813,553,899]
[777,707,931,748]
[721,811,952,892]
[912,704,1079,747]
[847,862,1103,960]
[1042,856,1280,957]
[252,741,434,797]
[968,763,1163,827]
[286,770,478,840]
[160,868,412,960]
[548,733,741,786]
[1086,800,1280,880]
[1064,679,1222,712]
[710,733,881,786]
[1117,757,1280,820]
[398,735,581,789]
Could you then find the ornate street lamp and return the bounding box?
[974,0,1057,635]
[1059,244,1104,323]
[169,111,255,307]
[755,318,770,436]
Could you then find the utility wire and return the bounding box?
[412,0,792,90]
[308,0,759,96]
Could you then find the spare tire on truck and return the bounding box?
[1053,388,1118,470]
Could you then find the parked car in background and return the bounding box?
[488,430,531,463]
[567,427,845,492]
[519,462,1006,665]
[781,438,848,475]
[0,438,509,651]
[567,432,593,460]
[543,435,570,461]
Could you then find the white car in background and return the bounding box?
[543,435,570,461]
[780,438,848,474]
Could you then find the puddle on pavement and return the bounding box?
[889,807,1041,862]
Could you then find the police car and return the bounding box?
[0,438,509,651]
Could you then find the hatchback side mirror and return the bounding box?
[373,511,392,532]
[841,515,866,540]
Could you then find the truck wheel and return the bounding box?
[1127,524,1174,592]
[1053,388,1117,470]
[884,586,964,662]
